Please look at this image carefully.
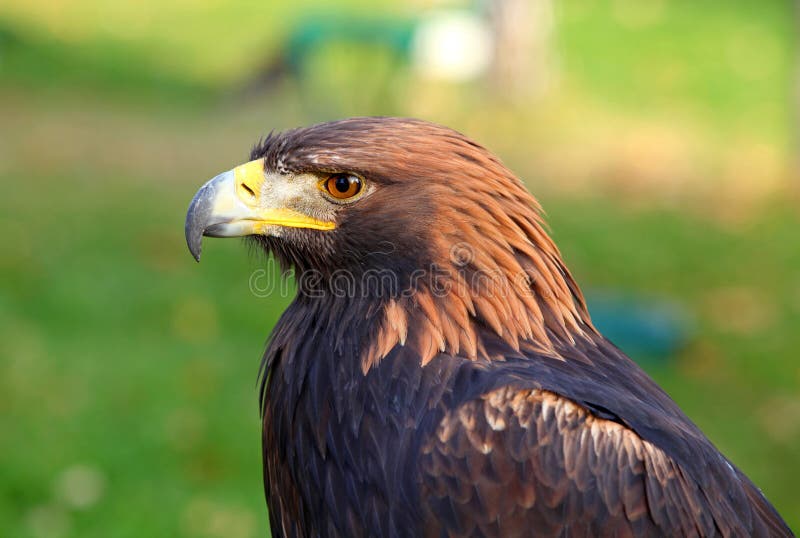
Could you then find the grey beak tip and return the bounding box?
[186,184,213,263]
[185,170,234,263]
[185,221,203,262]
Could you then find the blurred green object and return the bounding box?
[587,292,692,363]
[285,17,416,72]
[241,16,416,99]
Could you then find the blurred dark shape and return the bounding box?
[0,21,22,48]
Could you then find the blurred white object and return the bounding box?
[489,0,557,97]
[54,463,106,510]
[411,11,493,82]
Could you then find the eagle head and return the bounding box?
[186,117,593,370]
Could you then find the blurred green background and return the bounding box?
[1,0,798,536]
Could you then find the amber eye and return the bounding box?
[324,174,363,200]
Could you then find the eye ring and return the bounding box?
[322,173,364,200]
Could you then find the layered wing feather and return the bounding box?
[420,385,791,537]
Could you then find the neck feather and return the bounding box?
[362,198,595,373]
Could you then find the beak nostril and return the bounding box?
[241,183,256,198]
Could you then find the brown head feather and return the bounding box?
[250,117,595,372]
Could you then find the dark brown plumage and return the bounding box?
[186,117,792,537]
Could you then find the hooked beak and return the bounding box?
[185,159,336,261]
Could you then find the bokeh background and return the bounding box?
[1,0,798,536]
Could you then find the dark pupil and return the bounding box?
[334,175,352,193]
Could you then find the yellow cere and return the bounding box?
[234,159,266,201]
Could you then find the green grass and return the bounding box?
[0,1,798,535]
[1,1,793,143]
[558,0,793,144]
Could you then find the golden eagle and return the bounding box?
[185,118,791,537]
